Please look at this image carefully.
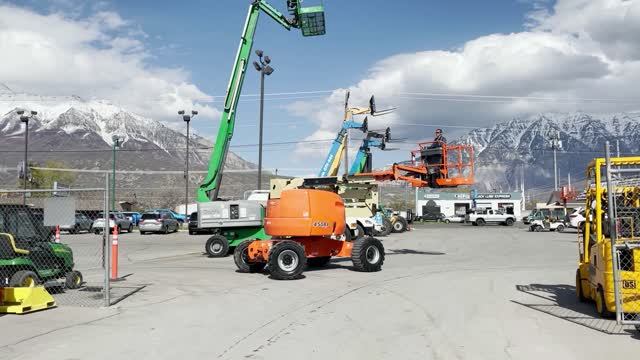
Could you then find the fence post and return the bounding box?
[604,141,622,323]
[104,173,111,307]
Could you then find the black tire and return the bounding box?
[392,217,408,233]
[9,270,40,287]
[381,217,393,236]
[267,241,307,280]
[578,222,585,234]
[189,230,195,235]
[307,256,331,268]
[70,225,79,234]
[234,239,266,273]
[472,222,478,226]
[163,225,169,235]
[476,218,486,226]
[354,224,366,240]
[65,270,83,289]
[444,219,450,224]
[94,228,100,235]
[557,224,565,233]
[205,235,229,257]
[534,225,542,232]
[127,224,132,233]
[576,269,587,303]
[343,227,353,242]
[140,231,147,235]
[505,218,514,226]
[351,236,385,272]
[596,287,614,318]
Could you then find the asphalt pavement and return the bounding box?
[1,223,638,360]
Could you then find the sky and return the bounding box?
[1,0,639,176]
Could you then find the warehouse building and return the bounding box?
[415,190,523,219]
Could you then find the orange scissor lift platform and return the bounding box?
[355,142,474,188]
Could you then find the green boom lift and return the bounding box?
[195,1,326,257]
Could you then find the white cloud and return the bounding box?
[288,0,640,162]
[0,5,219,123]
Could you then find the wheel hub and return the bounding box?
[365,245,380,264]
[211,242,223,253]
[278,249,299,273]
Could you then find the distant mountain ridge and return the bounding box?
[455,112,640,191]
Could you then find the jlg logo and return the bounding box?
[313,222,329,227]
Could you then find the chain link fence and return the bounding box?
[0,187,112,307]
[605,148,640,329]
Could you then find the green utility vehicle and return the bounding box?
[0,204,83,289]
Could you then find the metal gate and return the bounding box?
[604,143,640,328]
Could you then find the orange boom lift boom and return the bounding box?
[356,141,474,188]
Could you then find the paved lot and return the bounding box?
[1,224,638,360]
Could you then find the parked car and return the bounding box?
[443,215,465,223]
[466,209,516,226]
[139,211,180,234]
[148,208,187,224]
[91,212,133,234]
[60,213,94,234]
[122,212,142,226]
[568,208,586,231]
[418,212,446,222]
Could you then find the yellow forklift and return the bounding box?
[576,143,640,331]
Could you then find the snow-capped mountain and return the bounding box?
[455,112,640,192]
[0,95,257,200]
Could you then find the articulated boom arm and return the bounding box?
[318,92,394,177]
[349,128,390,175]
[198,0,325,202]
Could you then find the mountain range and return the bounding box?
[0,94,258,207]
[456,112,640,193]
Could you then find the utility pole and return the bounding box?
[179,110,198,224]
[253,49,274,190]
[17,110,37,205]
[111,135,123,212]
[550,130,561,191]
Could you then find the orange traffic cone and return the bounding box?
[55,226,60,243]
[111,224,118,280]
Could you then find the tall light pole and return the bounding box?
[550,130,562,191]
[179,110,198,224]
[17,110,37,205]
[111,135,123,212]
[253,49,274,190]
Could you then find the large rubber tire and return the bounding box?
[576,269,587,303]
[476,218,486,226]
[354,224,366,240]
[343,227,352,242]
[381,217,393,236]
[392,217,408,233]
[9,270,40,288]
[596,287,614,318]
[505,218,514,226]
[205,235,230,257]
[233,240,266,273]
[267,241,307,280]
[307,256,331,268]
[65,270,83,289]
[351,237,385,272]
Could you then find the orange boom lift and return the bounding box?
[356,141,474,188]
[233,189,385,280]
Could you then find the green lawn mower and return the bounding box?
[0,205,83,289]
[0,233,83,289]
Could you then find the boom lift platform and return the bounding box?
[577,147,640,332]
[195,0,326,257]
[357,141,474,188]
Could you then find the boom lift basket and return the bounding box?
[291,1,326,36]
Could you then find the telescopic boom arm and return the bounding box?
[197,0,325,202]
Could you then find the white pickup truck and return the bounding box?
[466,209,516,226]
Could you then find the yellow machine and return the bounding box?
[576,150,640,331]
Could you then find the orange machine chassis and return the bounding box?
[247,237,353,262]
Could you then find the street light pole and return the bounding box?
[179,110,198,224]
[253,49,274,190]
[111,135,123,212]
[17,110,37,205]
